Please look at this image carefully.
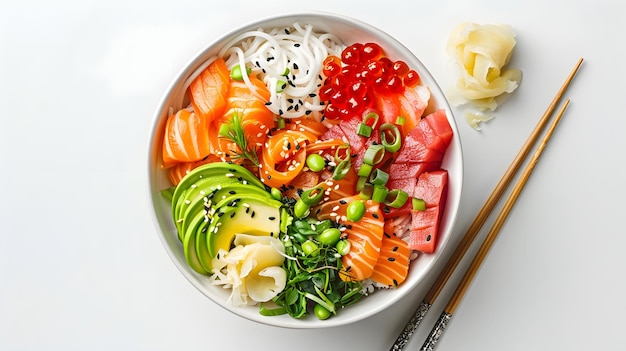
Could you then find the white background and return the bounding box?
[2,0,625,350]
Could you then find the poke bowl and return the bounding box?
[147,12,463,328]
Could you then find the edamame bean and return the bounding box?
[301,240,319,256]
[318,228,341,246]
[335,239,351,256]
[346,200,366,221]
[306,153,326,172]
[313,304,331,320]
[294,199,310,218]
[270,187,282,201]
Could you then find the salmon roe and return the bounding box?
[320,42,421,121]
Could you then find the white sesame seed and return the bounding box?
[185,200,191,204]
[330,212,337,217]
[332,205,340,212]
[225,173,234,178]
[191,184,197,189]
[334,184,340,190]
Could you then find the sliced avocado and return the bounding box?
[172,162,265,207]
[174,176,241,239]
[207,194,282,259]
[182,210,211,275]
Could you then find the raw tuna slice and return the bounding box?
[409,170,448,253]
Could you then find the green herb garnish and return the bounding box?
[218,111,259,166]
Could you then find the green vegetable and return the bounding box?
[363,144,385,166]
[331,160,351,180]
[385,189,409,208]
[369,168,389,186]
[230,64,251,81]
[218,112,259,166]
[306,153,326,172]
[276,79,287,93]
[318,228,341,246]
[380,123,402,152]
[335,239,351,256]
[294,199,310,218]
[346,200,366,221]
[271,187,282,201]
[412,197,426,211]
[302,240,319,256]
[372,185,389,203]
[314,304,331,320]
[356,123,373,137]
[357,163,373,177]
[272,217,363,319]
[301,186,324,206]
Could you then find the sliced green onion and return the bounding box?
[380,123,402,153]
[412,197,426,211]
[301,186,325,206]
[218,123,231,137]
[395,116,406,126]
[281,67,290,76]
[334,144,351,163]
[369,168,389,186]
[276,79,287,93]
[359,182,374,200]
[385,189,409,208]
[356,176,368,192]
[277,117,286,129]
[363,144,385,166]
[331,160,351,180]
[371,185,389,203]
[356,123,373,137]
[230,65,251,81]
[357,163,373,177]
[362,112,380,128]
[259,304,288,316]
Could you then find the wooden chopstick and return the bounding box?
[389,57,583,351]
[420,98,570,351]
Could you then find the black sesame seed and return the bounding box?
[294,104,299,112]
[295,144,301,151]
[265,101,272,106]
[287,142,291,150]
[287,105,294,111]
[294,43,300,47]
[383,206,390,213]
[293,63,299,69]
[287,98,294,103]
[392,246,399,252]
[267,175,272,180]
[251,211,256,218]
[284,28,290,34]
[228,190,236,195]
[315,208,321,215]
[229,168,237,172]
[372,213,379,219]
[267,56,275,61]
[426,235,432,242]
[230,212,236,218]
[309,93,316,98]
[387,257,396,262]
[218,212,224,217]
[384,232,391,238]
[346,224,353,230]
[246,207,250,214]
[269,216,276,220]
[393,279,398,286]
[305,110,312,115]
[278,109,284,115]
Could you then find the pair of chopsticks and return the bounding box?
[390,57,584,351]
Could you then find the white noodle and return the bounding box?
[218,23,343,119]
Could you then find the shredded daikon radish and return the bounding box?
[218,23,344,119]
[446,22,522,129]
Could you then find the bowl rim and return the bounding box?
[146,10,464,329]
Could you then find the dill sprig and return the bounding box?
[218,111,260,166]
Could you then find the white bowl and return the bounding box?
[147,12,463,328]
